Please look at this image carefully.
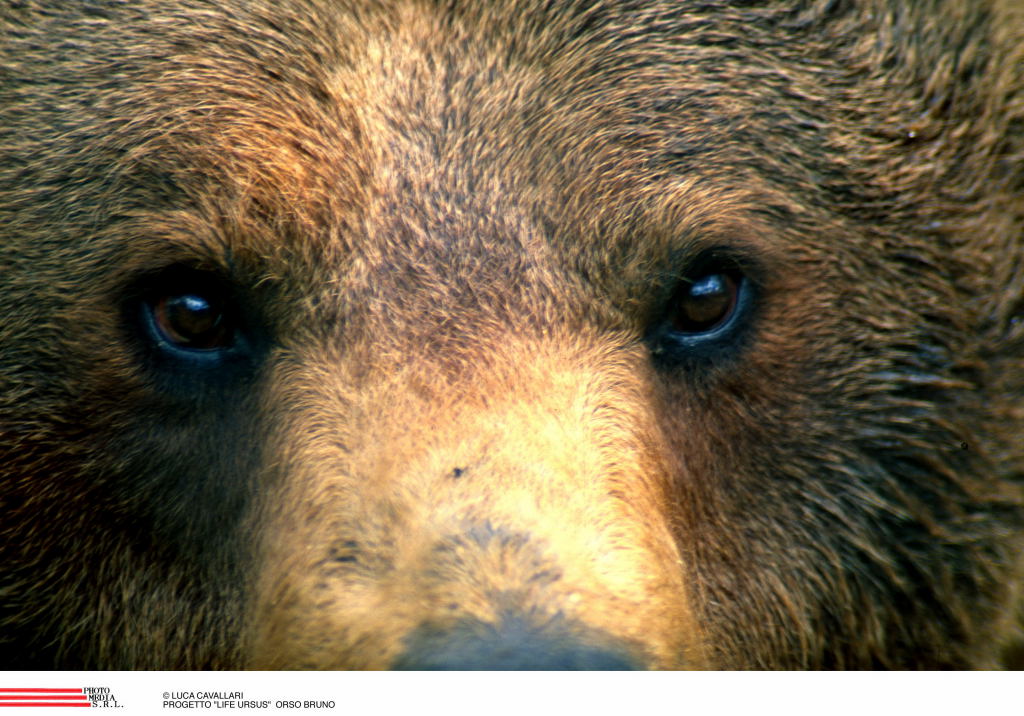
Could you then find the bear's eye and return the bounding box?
[668,271,740,335]
[151,292,231,350]
[648,253,755,367]
[125,266,262,388]
[131,267,249,363]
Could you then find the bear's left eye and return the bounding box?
[648,252,756,366]
[668,271,741,335]
[151,292,232,350]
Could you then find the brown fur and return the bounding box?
[1,0,1022,669]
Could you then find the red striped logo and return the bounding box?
[0,690,91,708]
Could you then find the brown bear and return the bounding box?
[0,0,1022,669]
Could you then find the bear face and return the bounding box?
[0,0,1022,669]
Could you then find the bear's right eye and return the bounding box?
[150,292,232,351]
[668,271,741,335]
[129,267,254,368]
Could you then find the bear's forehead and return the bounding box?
[69,0,808,337]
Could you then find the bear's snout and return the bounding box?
[392,614,640,670]
[249,337,701,669]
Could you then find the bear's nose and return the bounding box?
[391,614,641,670]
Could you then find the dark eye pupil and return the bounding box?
[153,293,228,349]
[671,273,738,334]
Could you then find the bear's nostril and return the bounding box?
[391,615,641,670]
